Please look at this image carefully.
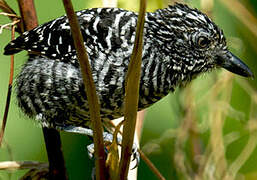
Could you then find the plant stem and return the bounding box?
[17,1,68,179]
[61,0,106,179]
[118,0,146,179]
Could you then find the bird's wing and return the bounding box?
[4,15,75,58]
[4,8,137,63]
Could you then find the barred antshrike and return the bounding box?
[4,3,253,130]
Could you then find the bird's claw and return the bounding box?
[87,132,140,168]
[58,125,140,168]
[131,146,140,169]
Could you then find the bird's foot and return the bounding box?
[87,134,140,169]
[57,125,140,168]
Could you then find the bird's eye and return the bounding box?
[197,36,211,48]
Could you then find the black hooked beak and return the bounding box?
[216,51,254,78]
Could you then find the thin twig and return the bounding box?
[61,1,106,179]
[0,0,22,32]
[0,24,15,147]
[16,1,68,179]
[0,19,20,34]
[0,161,48,170]
[0,12,18,17]
[138,150,166,180]
[118,0,146,179]
[101,0,146,179]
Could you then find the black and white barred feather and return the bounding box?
[5,3,250,128]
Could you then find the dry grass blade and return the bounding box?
[0,20,20,34]
[118,0,146,179]
[224,129,257,180]
[0,161,48,170]
[0,12,17,17]
[197,73,233,179]
[0,25,15,147]
[174,85,198,179]
[219,0,257,38]
[222,82,257,179]
[61,0,106,179]
[235,79,257,101]
[0,0,22,33]
[0,0,16,15]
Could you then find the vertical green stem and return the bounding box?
[61,1,106,179]
[118,0,146,179]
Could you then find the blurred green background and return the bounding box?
[0,0,257,179]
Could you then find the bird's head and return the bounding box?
[151,3,253,81]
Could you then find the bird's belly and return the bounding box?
[15,57,127,128]
[16,56,168,128]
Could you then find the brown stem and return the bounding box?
[118,0,146,179]
[17,0,68,179]
[17,0,38,32]
[61,0,106,180]
[0,25,15,147]
[138,150,166,180]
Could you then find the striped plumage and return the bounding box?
[4,3,252,128]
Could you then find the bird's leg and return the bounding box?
[57,125,94,136]
[56,125,140,167]
[87,136,140,169]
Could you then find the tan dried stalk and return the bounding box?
[61,0,106,179]
[118,0,146,179]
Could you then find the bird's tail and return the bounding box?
[4,29,37,55]
[4,36,26,55]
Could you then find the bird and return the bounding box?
[4,3,253,130]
